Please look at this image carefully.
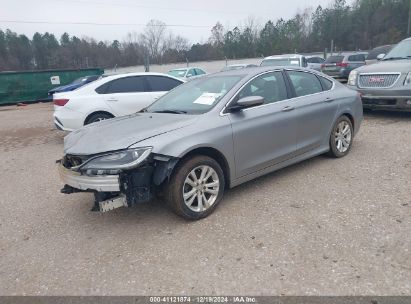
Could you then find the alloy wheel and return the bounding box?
[334,121,352,153]
[182,165,220,212]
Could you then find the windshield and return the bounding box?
[325,56,344,63]
[261,58,301,67]
[384,40,411,60]
[146,75,243,115]
[167,69,187,77]
[367,45,392,60]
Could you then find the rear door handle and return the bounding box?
[324,97,334,102]
[282,106,295,112]
[107,98,118,102]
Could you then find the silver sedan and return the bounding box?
[58,66,363,220]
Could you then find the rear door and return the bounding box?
[228,71,298,178]
[285,70,339,155]
[145,75,183,104]
[100,76,152,116]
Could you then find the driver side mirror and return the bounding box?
[186,73,193,78]
[228,96,264,112]
[377,53,386,60]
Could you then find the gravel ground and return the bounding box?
[0,103,410,296]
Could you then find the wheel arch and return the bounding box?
[179,147,231,189]
[84,110,115,125]
[341,112,355,132]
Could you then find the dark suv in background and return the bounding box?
[321,53,368,80]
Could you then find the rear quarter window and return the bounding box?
[320,77,333,91]
[325,56,344,63]
[145,76,182,92]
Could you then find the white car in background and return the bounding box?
[306,56,325,71]
[53,72,184,131]
[167,67,207,81]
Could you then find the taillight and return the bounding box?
[337,62,348,68]
[54,99,69,106]
[321,64,325,69]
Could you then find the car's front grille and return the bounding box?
[63,155,88,169]
[358,73,400,88]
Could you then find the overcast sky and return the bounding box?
[1,0,339,44]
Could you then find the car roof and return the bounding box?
[207,65,325,77]
[103,72,179,81]
[169,67,204,71]
[263,54,304,60]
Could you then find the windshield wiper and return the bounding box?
[152,110,187,114]
[383,57,407,61]
[139,107,148,113]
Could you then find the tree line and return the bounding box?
[0,0,409,71]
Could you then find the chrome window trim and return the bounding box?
[219,69,336,116]
[358,72,401,89]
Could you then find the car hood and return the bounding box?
[356,59,411,73]
[64,113,197,156]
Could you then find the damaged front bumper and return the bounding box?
[58,154,178,212]
[58,164,121,192]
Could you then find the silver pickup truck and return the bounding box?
[347,37,411,112]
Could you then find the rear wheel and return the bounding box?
[165,155,225,220]
[328,115,353,158]
[85,112,114,125]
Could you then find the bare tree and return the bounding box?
[140,19,167,63]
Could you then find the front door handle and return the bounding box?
[282,106,295,112]
[107,98,118,102]
[324,97,334,102]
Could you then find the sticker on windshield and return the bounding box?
[193,93,221,105]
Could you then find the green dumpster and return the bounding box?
[0,68,104,105]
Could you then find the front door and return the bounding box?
[228,71,298,178]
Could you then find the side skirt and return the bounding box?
[230,146,329,188]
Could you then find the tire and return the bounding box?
[165,155,225,220]
[85,112,113,125]
[328,115,354,158]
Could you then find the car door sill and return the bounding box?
[230,147,329,188]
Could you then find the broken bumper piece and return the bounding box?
[58,164,120,192]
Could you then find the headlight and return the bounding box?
[404,72,411,85]
[80,147,152,172]
[348,70,358,86]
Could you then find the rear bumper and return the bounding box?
[58,164,120,192]
[322,68,350,79]
[53,106,85,132]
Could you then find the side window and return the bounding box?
[237,72,288,105]
[287,71,323,97]
[102,77,146,94]
[348,54,366,62]
[320,76,333,91]
[145,76,182,92]
[187,69,195,77]
[195,68,205,75]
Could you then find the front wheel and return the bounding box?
[328,115,354,158]
[165,155,225,220]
